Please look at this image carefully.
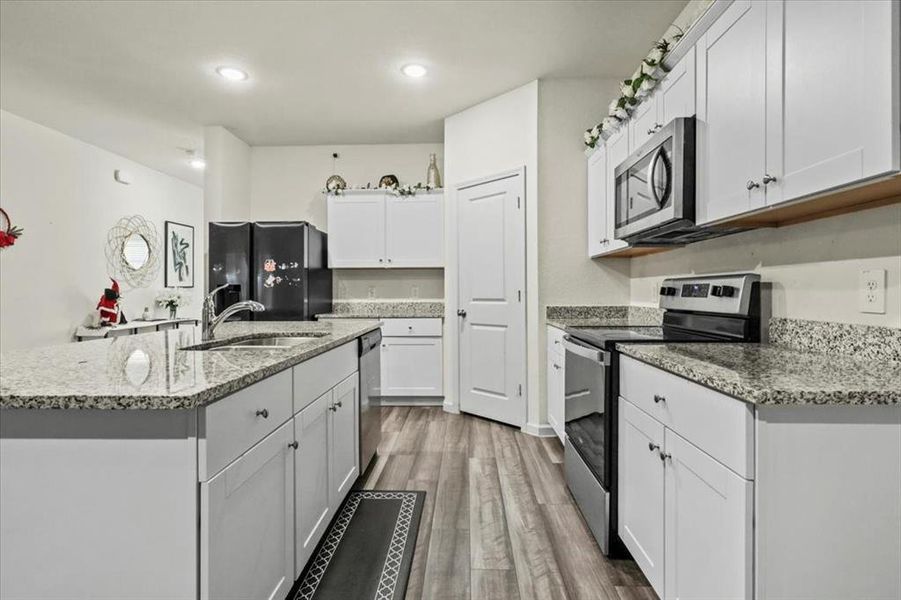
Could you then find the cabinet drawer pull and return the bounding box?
[659,451,672,462]
[653,394,666,404]
[288,441,299,450]
[255,408,269,418]
[648,442,660,452]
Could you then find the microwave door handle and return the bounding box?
[647,146,665,208]
[563,335,611,366]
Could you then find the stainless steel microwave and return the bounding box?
[613,116,698,244]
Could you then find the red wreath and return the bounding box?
[0,208,24,249]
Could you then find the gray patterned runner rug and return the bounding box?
[291,490,425,600]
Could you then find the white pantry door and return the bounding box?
[457,171,526,427]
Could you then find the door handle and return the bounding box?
[457,309,467,318]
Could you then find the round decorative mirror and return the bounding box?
[105,215,161,288]
[122,233,151,270]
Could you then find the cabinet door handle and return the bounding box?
[646,127,656,135]
[378,258,384,263]
[335,400,343,408]
[329,404,338,412]
[288,441,299,450]
[387,258,392,263]
[648,442,660,452]
[553,363,561,370]
[659,451,672,462]
[746,179,760,190]
[457,309,467,318]
[762,173,777,184]
[653,394,666,404]
[255,408,269,418]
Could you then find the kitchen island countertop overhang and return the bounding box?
[0,319,381,410]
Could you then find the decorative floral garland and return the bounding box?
[323,182,439,197]
[584,30,683,154]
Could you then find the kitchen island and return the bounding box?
[0,319,380,600]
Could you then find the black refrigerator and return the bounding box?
[208,221,332,320]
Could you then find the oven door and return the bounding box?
[562,335,611,554]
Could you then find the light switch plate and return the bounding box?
[859,269,886,314]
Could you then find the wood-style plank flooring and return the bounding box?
[361,407,655,600]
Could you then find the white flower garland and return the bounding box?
[584,31,683,154]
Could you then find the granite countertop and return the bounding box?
[546,305,665,330]
[0,320,380,410]
[317,300,444,319]
[617,342,901,406]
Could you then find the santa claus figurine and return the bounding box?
[97,279,126,326]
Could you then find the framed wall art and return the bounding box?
[164,221,194,288]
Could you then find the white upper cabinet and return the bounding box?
[327,192,387,268]
[385,192,444,267]
[696,0,769,225]
[628,47,696,153]
[696,0,899,225]
[628,90,662,151]
[586,145,608,257]
[657,45,696,126]
[328,191,444,268]
[766,0,900,205]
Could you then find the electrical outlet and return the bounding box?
[411,285,420,299]
[368,286,376,299]
[859,269,886,314]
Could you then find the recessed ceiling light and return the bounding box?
[401,64,428,78]
[189,158,206,170]
[216,66,248,81]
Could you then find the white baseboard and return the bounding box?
[521,422,557,438]
[377,397,444,407]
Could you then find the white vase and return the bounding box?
[426,153,442,188]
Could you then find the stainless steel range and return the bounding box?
[563,273,762,556]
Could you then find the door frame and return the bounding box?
[454,167,527,427]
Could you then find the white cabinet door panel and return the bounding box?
[385,193,444,267]
[586,146,608,257]
[696,0,768,224]
[767,0,899,206]
[381,337,443,396]
[327,193,386,267]
[628,92,661,152]
[329,372,359,509]
[618,398,665,597]
[546,326,565,442]
[201,421,294,600]
[294,391,331,577]
[657,45,696,126]
[664,428,753,600]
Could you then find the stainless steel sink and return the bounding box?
[214,336,317,349]
[182,333,327,351]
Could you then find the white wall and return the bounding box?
[536,78,633,429]
[0,110,203,352]
[630,202,901,327]
[249,142,445,300]
[443,81,539,426]
[203,125,251,224]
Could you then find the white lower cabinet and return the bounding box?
[294,391,332,576]
[618,398,665,596]
[664,428,753,600]
[329,373,360,507]
[546,326,565,442]
[380,318,444,398]
[201,420,295,600]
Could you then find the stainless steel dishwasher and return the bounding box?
[358,329,382,473]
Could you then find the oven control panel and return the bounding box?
[658,274,759,315]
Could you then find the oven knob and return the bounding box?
[659,286,677,296]
[659,286,667,296]
[711,285,723,297]
[721,285,736,297]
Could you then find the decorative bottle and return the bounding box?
[426,153,442,188]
